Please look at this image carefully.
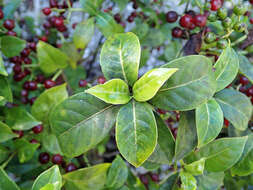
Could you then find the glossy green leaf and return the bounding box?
[0,121,18,142]
[85,79,131,104]
[0,53,7,76]
[100,32,140,86]
[133,68,178,102]
[184,158,205,176]
[63,163,110,190]
[1,36,26,58]
[37,41,69,74]
[186,137,248,172]
[151,55,216,111]
[0,168,20,190]
[32,84,68,124]
[42,131,63,155]
[196,172,224,190]
[215,89,252,131]
[159,173,179,190]
[196,98,223,148]
[238,54,253,83]
[116,100,157,167]
[179,171,197,190]
[231,134,253,176]
[0,76,12,102]
[106,155,128,189]
[126,171,146,190]
[5,107,41,130]
[214,47,239,92]
[50,92,118,158]
[32,165,62,190]
[80,0,103,15]
[73,18,95,50]
[96,12,124,38]
[175,111,197,161]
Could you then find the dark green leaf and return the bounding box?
[0,121,18,142]
[1,36,26,58]
[196,171,224,190]
[159,173,179,190]
[238,54,253,83]
[0,76,12,103]
[0,53,7,76]
[0,168,20,190]
[0,145,9,164]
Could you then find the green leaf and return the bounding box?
[151,55,216,111]
[159,173,179,190]
[3,0,22,19]
[184,158,205,176]
[5,107,41,130]
[196,98,223,148]
[96,12,124,38]
[133,68,178,102]
[112,0,128,11]
[0,76,12,103]
[214,47,239,92]
[196,172,224,190]
[179,171,197,190]
[106,155,128,189]
[85,79,131,104]
[37,41,69,74]
[0,168,20,190]
[142,29,166,47]
[186,137,248,172]
[32,165,62,190]
[231,134,253,176]
[0,53,7,76]
[0,121,18,142]
[0,145,9,164]
[238,54,253,84]
[175,111,197,161]
[214,89,252,131]
[63,163,110,190]
[73,18,95,50]
[31,84,68,124]
[50,92,118,158]
[61,43,82,69]
[116,100,157,167]
[1,36,26,58]
[164,41,182,62]
[100,32,140,86]
[42,131,63,155]
[80,0,103,15]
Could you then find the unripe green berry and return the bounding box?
[233,5,247,16]
[217,8,227,20]
[233,22,246,33]
[222,17,232,28]
[205,32,216,43]
[217,39,228,49]
[208,13,217,22]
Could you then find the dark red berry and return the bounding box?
[24,68,31,76]
[127,16,135,23]
[250,18,253,24]
[79,79,88,87]
[131,12,137,17]
[98,76,106,84]
[194,14,207,27]
[72,23,78,29]
[65,163,77,173]
[10,56,21,64]
[133,2,138,9]
[185,10,196,17]
[28,81,37,91]
[36,74,45,83]
[44,79,56,89]
[250,0,253,5]
[24,57,32,65]
[29,42,37,51]
[13,130,24,138]
[0,9,4,19]
[52,154,63,165]
[139,175,149,185]
[166,11,178,23]
[210,0,222,11]
[30,139,39,144]
[57,25,67,32]
[179,14,193,29]
[21,89,28,97]
[239,76,249,85]
[23,81,30,90]
[21,97,29,104]
[114,13,121,23]
[13,64,22,74]
[32,124,43,134]
[157,108,166,114]
[6,31,17,36]
[246,87,253,97]
[54,17,64,27]
[239,86,247,93]
[21,48,31,58]
[150,173,159,182]
[43,21,52,29]
[40,36,48,42]
[13,72,25,82]
[49,0,58,8]
[39,152,50,164]
[224,118,229,127]
[42,7,52,16]
[29,97,37,105]
[3,19,15,30]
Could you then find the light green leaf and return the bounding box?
[32,84,68,124]
[215,89,252,131]
[1,36,26,58]
[37,41,69,74]
[5,107,41,130]
[151,55,216,111]
[42,131,63,155]
[184,158,205,176]
[0,121,18,142]
[186,137,248,172]
[196,172,224,190]
[100,32,140,86]
[179,171,197,190]
[175,111,197,161]
[73,18,95,50]
[0,53,7,76]
[50,93,118,158]
[32,165,62,190]
[80,0,103,15]
[214,47,239,92]
[238,54,253,83]
[196,98,223,148]
[133,68,178,102]
[85,79,131,104]
[0,76,12,102]
[0,168,20,190]
[106,155,128,189]
[63,163,110,190]
[116,100,157,167]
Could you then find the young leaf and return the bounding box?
[175,111,197,161]
[0,168,20,190]
[214,47,239,92]
[179,171,197,190]
[31,84,68,124]
[0,121,18,142]
[32,165,62,190]
[49,92,118,158]
[73,18,95,50]
[196,98,223,148]
[186,137,248,172]
[238,54,253,83]
[63,163,110,190]
[0,76,12,102]
[0,53,7,76]
[85,79,131,104]
[184,158,206,176]
[37,41,69,74]
[151,55,216,111]
[100,32,140,86]
[133,68,178,102]
[106,155,128,189]
[1,36,26,58]
[116,100,157,167]
[196,172,224,190]
[215,89,252,131]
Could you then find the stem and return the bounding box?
[23,64,39,68]
[184,0,190,12]
[1,152,16,169]
[83,156,90,167]
[221,30,234,39]
[231,35,247,47]
[52,70,63,81]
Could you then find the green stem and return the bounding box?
[83,156,91,167]
[52,70,63,81]
[221,30,234,39]
[23,64,39,68]
[231,35,247,47]
[0,152,16,169]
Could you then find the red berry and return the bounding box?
[44,79,56,89]
[29,97,37,105]
[239,76,249,85]
[28,81,38,91]
[36,74,45,83]
[150,173,159,182]
[32,124,43,134]
[30,139,39,144]
[39,152,50,164]
[185,10,196,17]
[13,64,22,74]
[250,0,253,5]
[43,21,52,29]
[24,69,31,76]
[179,14,193,29]
[24,57,32,65]
[10,56,21,64]
[127,16,135,23]
[157,108,166,114]
[139,175,149,185]
[210,0,222,11]
[3,19,15,30]
[13,130,24,138]
[29,42,37,52]
[49,0,58,8]
[21,97,29,104]
[131,12,137,17]
[21,48,31,58]
[133,2,138,9]
[72,23,78,29]
[194,14,207,27]
[224,118,229,127]
[172,128,178,139]
[166,11,178,23]
[250,18,253,24]
[246,87,253,97]
[6,31,17,36]
[79,79,88,87]
[114,13,121,23]
[65,163,77,173]
[0,9,4,19]
[57,25,67,32]
[239,86,247,93]
[13,72,25,82]
[98,76,106,84]
[40,36,48,42]
[42,7,52,16]
[52,154,63,165]
[54,17,64,27]
[21,89,28,97]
